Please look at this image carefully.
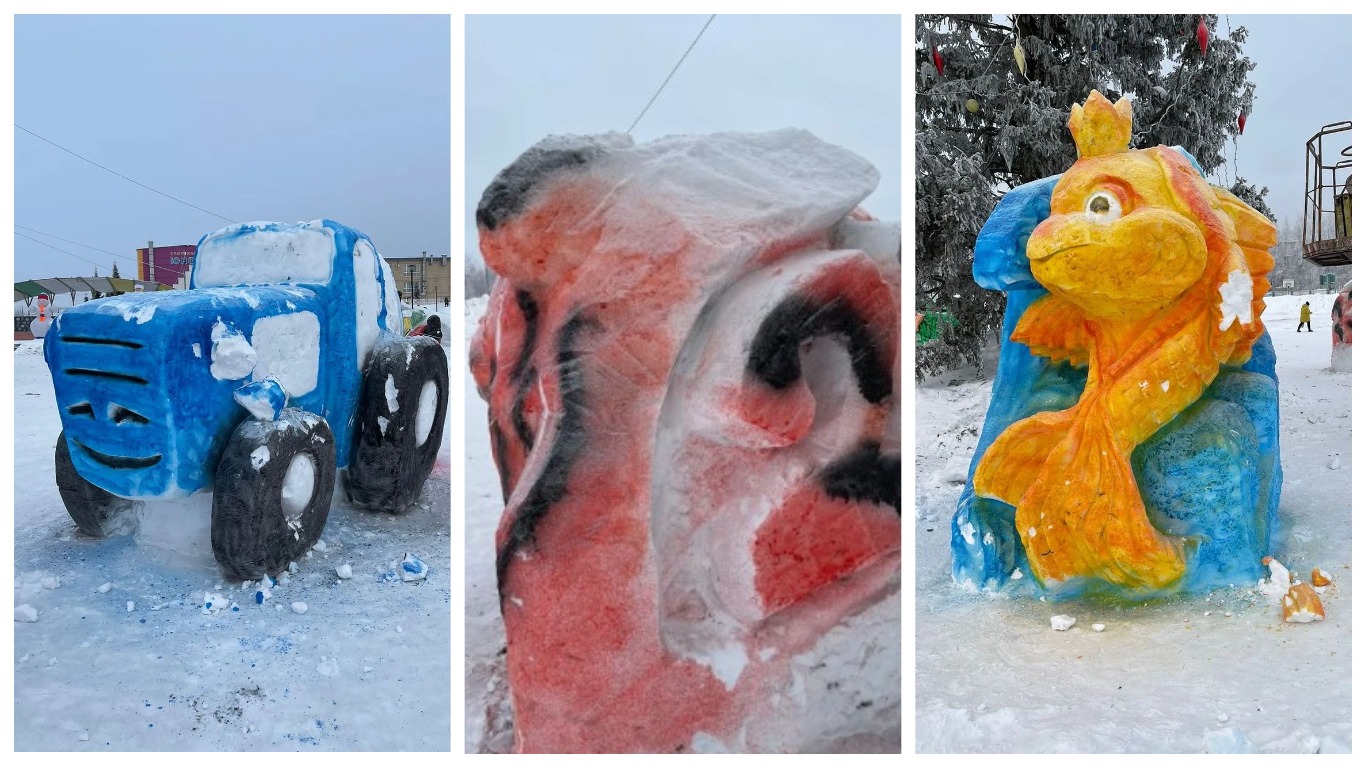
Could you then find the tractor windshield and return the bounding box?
[193,221,336,288]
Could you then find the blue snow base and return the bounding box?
[45,220,401,499]
[950,174,1282,599]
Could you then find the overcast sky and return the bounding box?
[14,15,450,285]
[465,14,901,262]
[1228,14,1352,233]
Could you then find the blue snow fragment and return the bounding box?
[400,553,428,582]
[255,589,270,605]
[233,378,287,420]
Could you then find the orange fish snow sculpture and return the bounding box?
[973,92,1277,592]
[471,131,900,752]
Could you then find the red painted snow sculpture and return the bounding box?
[1331,280,1352,372]
[470,130,901,753]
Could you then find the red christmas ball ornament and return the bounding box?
[1196,16,1209,56]
[1237,105,1251,135]
[933,46,945,77]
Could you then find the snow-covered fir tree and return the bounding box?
[916,14,1269,378]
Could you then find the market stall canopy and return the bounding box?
[14,276,172,302]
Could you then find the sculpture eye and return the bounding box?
[1085,190,1121,222]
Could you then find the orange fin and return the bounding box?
[975,409,1074,506]
[1012,295,1091,366]
[1016,413,1185,590]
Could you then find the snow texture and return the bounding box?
[471,130,899,752]
[211,320,258,381]
[249,312,320,397]
[13,315,454,750]
[193,221,336,288]
[1218,269,1255,331]
[916,292,1351,753]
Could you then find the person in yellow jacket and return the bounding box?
[1298,301,1313,332]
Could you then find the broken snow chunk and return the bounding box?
[255,587,272,605]
[336,564,353,580]
[1311,568,1333,587]
[210,320,257,380]
[1050,615,1076,631]
[41,576,60,590]
[291,602,308,615]
[1282,583,1325,623]
[250,446,271,470]
[1091,623,1105,632]
[313,539,327,552]
[126,602,136,612]
[96,582,112,594]
[1328,454,1342,470]
[203,593,228,612]
[15,604,38,622]
[288,561,299,574]
[1257,556,1292,600]
[1010,568,1023,580]
[234,378,287,421]
[230,602,240,613]
[400,553,429,582]
[78,731,89,742]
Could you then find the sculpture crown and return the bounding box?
[1069,90,1133,158]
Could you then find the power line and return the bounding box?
[15,123,235,223]
[15,224,129,262]
[15,231,111,273]
[14,229,183,284]
[626,14,716,135]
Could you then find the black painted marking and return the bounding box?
[820,441,900,515]
[65,369,148,385]
[512,366,537,450]
[74,440,161,470]
[67,402,94,418]
[63,336,144,349]
[476,140,608,231]
[496,312,592,606]
[490,414,512,503]
[509,291,540,452]
[746,296,892,404]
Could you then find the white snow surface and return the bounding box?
[915,292,1351,753]
[193,220,335,288]
[12,334,454,750]
[250,312,321,397]
[210,320,257,381]
[1217,269,1254,331]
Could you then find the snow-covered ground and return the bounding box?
[13,303,454,751]
[914,291,1351,753]
[461,295,513,754]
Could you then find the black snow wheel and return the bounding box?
[347,335,449,512]
[211,410,336,581]
[54,431,139,537]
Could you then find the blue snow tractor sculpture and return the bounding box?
[45,220,449,580]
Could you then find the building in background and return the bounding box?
[385,252,452,304]
[136,242,197,287]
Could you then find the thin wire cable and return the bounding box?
[15,123,235,223]
[16,231,112,273]
[15,230,183,284]
[15,224,129,262]
[626,14,716,135]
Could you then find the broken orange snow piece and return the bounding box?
[1311,567,1333,587]
[1282,582,1326,623]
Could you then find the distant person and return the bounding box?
[1298,302,1313,332]
[422,314,443,342]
